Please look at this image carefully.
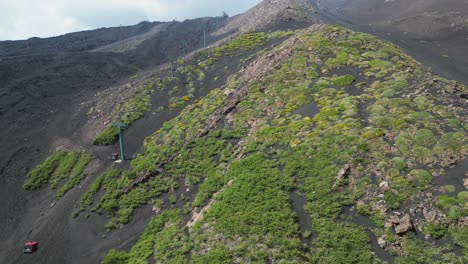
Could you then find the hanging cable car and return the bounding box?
[23,230,38,254]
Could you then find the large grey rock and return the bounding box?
[395,214,412,234]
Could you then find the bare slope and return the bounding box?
[316,0,468,38]
[313,0,468,86]
[217,0,318,34]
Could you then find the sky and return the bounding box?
[0,0,262,41]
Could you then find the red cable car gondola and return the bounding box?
[23,230,38,254]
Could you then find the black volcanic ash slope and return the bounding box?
[314,0,468,86]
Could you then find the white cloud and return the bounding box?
[0,0,261,40]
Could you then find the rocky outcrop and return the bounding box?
[395,214,412,234]
[384,215,400,228]
[383,213,413,234]
[333,162,351,188]
[377,235,403,256]
[423,207,437,222]
[216,0,318,35]
[379,181,389,192]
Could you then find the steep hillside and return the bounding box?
[1,1,467,264]
[0,21,161,56]
[217,0,317,34]
[15,24,466,263]
[0,15,240,189]
[92,25,466,264]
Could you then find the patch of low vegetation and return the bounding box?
[395,236,464,263]
[211,32,268,57]
[55,152,92,199]
[200,30,294,66]
[23,150,92,199]
[49,151,80,189]
[73,173,105,218]
[93,87,152,145]
[102,210,184,263]
[332,74,355,86]
[23,150,67,190]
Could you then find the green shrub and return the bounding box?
[332,75,355,86]
[73,174,105,217]
[94,90,151,145]
[50,151,80,189]
[409,169,432,187]
[192,245,232,264]
[414,129,435,147]
[101,249,129,264]
[382,89,396,98]
[413,96,432,110]
[23,150,67,190]
[93,126,119,145]
[395,237,464,263]
[436,195,459,209]
[306,68,319,79]
[377,161,388,170]
[55,152,92,199]
[193,171,224,207]
[447,207,462,221]
[392,157,406,171]
[448,226,468,249]
[423,223,447,238]
[102,210,182,263]
[384,191,407,209]
[356,204,372,216]
[444,185,456,193]
[169,195,177,204]
[361,128,386,139]
[457,191,468,202]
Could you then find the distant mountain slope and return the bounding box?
[316,0,468,38]
[0,21,161,56]
[218,0,317,34]
[0,16,231,168]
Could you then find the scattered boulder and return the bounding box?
[388,215,400,224]
[152,206,161,213]
[379,181,389,191]
[385,215,399,228]
[388,244,403,256]
[395,214,412,234]
[333,163,351,188]
[334,163,351,184]
[375,203,389,214]
[223,89,234,96]
[423,207,437,222]
[377,236,387,248]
